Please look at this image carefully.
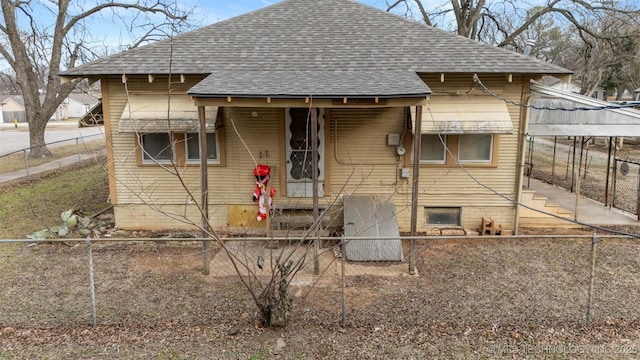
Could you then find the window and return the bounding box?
[420,134,446,163]
[185,133,219,163]
[425,207,461,226]
[140,133,173,163]
[458,134,492,163]
[411,133,497,166]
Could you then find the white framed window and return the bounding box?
[458,134,492,163]
[420,134,446,164]
[185,133,219,164]
[425,207,461,226]
[140,133,173,163]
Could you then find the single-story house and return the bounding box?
[52,93,100,121]
[0,95,26,123]
[60,0,572,235]
[0,93,99,123]
[542,77,604,100]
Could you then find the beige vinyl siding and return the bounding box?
[105,73,526,231]
[328,107,406,195]
[412,74,522,199]
[327,107,414,229]
[409,74,524,228]
[215,107,282,203]
[106,76,282,228]
[324,74,524,230]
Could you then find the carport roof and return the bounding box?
[528,83,640,137]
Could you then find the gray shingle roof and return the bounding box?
[61,0,571,97]
[188,70,430,98]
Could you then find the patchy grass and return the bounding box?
[0,159,110,239]
[0,139,104,174]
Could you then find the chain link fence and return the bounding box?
[528,136,640,216]
[613,159,640,215]
[2,235,639,335]
[0,133,105,178]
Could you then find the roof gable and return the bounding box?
[62,0,571,77]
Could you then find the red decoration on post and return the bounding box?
[252,164,276,222]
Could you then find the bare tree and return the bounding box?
[0,70,19,94]
[386,1,640,100]
[0,0,192,158]
[387,0,640,47]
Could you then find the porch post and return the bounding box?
[198,105,211,275]
[311,107,320,275]
[409,105,422,275]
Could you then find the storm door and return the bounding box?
[285,108,325,197]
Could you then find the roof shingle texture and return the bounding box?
[61,0,571,97]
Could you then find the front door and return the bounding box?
[285,108,325,197]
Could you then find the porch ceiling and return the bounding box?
[187,70,431,100]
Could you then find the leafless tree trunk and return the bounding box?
[0,0,190,158]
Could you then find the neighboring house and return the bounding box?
[51,93,100,121]
[543,77,604,100]
[60,0,571,234]
[0,95,26,123]
[0,93,99,123]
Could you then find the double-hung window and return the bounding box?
[411,96,512,166]
[458,134,493,163]
[420,134,447,164]
[140,133,173,163]
[117,94,222,166]
[185,133,220,164]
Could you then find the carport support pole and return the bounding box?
[605,137,613,206]
[409,106,422,275]
[198,106,211,275]
[571,137,577,192]
[586,232,598,326]
[312,107,320,276]
[574,137,584,222]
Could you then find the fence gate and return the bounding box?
[612,158,640,217]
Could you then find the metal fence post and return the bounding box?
[340,234,347,327]
[76,137,81,162]
[23,149,30,176]
[586,232,598,326]
[86,237,97,327]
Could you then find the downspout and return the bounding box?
[514,79,531,235]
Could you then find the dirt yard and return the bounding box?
[2,140,640,358]
[1,221,640,359]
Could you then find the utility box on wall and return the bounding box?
[387,133,400,146]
